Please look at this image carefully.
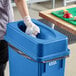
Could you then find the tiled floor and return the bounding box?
[5,0,76,76]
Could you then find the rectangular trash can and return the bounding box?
[4,19,70,76]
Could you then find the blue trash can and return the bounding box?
[4,19,70,76]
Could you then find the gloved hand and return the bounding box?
[24,16,40,37]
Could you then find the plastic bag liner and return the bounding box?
[4,19,70,63]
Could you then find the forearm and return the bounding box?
[14,0,29,18]
[14,0,40,37]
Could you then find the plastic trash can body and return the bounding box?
[4,19,70,76]
[9,46,66,76]
[9,47,38,76]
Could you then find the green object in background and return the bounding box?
[51,7,76,26]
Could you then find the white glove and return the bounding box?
[24,16,40,37]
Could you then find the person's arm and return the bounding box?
[14,0,40,37]
[14,0,29,18]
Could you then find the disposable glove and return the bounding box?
[24,16,40,37]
